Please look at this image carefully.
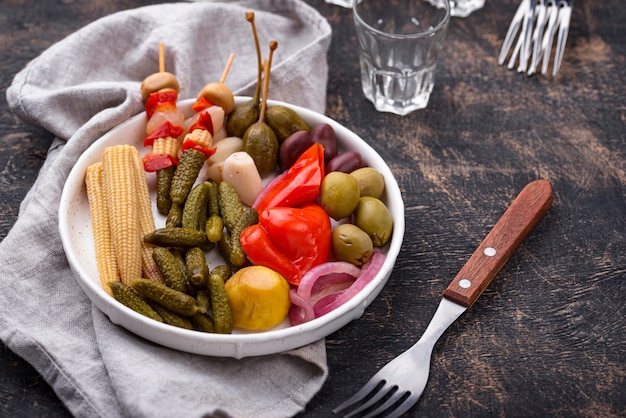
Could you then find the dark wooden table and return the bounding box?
[1,0,624,417]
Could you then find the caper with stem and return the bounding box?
[226,11,263,137]
[242,40,279,176]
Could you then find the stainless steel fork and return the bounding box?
[333,180,553,418]
[498,0,573,76]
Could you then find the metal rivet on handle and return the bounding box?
[459,279,471,289]
[484,247,496,257]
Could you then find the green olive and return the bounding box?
[354,196,393,247]
[351,167,385,199]
[320,172,360,220]
[331,224,373,266]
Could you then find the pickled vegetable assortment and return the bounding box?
[85,11,395,335]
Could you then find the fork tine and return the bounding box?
[540,0,560,74]
[498,0,529,65]
[528,0,548,75]
[343,384,396,418]
[381,398,418,418]
[358,389,412,418]
[552,2,572,75]
[517,0,537,72]
[501,0,572,77]
[332,378,384,415]
[507,20,525,70]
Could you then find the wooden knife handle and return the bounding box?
[443,179,553,307]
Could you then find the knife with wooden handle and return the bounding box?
[443,179,553,308]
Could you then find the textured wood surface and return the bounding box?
[1,0,624,417]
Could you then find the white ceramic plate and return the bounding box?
[58,97,405,358]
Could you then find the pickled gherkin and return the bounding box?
[166,202,183,228]
[185,246,210,288]
[182,182,212,231]
[156,165,175,215]
[195,290,211,314]
[205,214,224,243]
[206,179,220,217]
[218,207,258,267]
[211,265,232,282]
[209,273,233,334]
[108,281,163,322]
[147,301,193,329]
[170,149,206,205]
[191,312,215,333]
[218,182,243,231]
[144,227,212,250]
[130,278,198,317]
[170,249,195,296]
[152,246,187,293]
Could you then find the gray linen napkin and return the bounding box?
[1,1,332,417]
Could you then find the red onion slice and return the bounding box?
[313,249,386,318]
[288,249,387,325]
[289,290,315,325]
[296,261,361,301]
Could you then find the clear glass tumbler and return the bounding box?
[332,0,484,18]
[427,0,485,18]
[353,0,450,115]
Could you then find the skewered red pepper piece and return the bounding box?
[144,121,184,147]
[145,90,178,120]
[191,96,214,113]
[142,152,178,172]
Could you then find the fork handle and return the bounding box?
[443,179,553,307]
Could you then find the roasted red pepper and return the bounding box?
[189,110,214,135]
[143,121,184,147]
[181,140,216,159]
[191,96,213,113]
[142,152,178,172]
[240,203,332,285]
[253,143,325,214]
[145,90,178,119]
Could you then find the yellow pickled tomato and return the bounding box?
[224,266,291,331]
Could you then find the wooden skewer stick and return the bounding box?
[159,43,165,73]
[220,53,236,84]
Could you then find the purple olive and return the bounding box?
[310,123,338,163]
[325,151,366,175]
[278,130,313,172]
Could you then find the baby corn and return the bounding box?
[102,145,143,286]
[152,136,179,159]
[85,162,119,295]
[130,149,164,284]
[184,128,212,149]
